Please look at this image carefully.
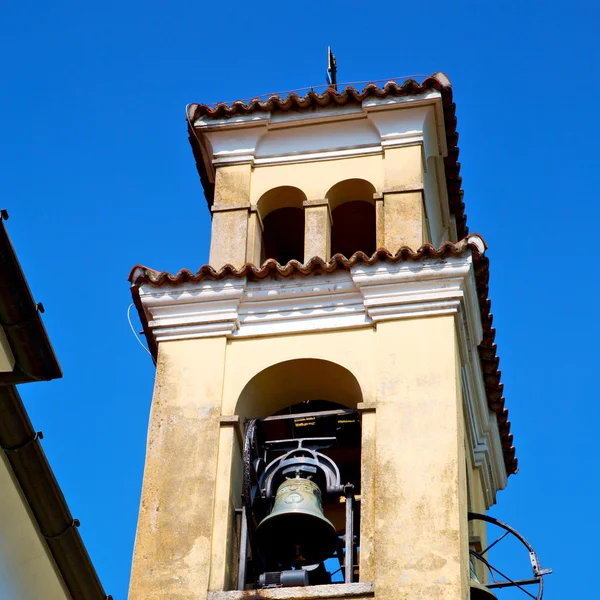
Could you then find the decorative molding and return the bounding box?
[462,362,507,507]
[137,251,484,344]
[211,203,250,213]
[238,271,368,338]
[196,97,443,170]
[351,254,483,348]
[138,280,245,342]
[253,145,383,167]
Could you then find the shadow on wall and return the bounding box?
[235,358,364,419]
[259,186,306,265]
[328,179,376,259]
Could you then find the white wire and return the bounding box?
[200,74,430,107]
[127,303,153,359]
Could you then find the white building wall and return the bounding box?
[0,452,70,600]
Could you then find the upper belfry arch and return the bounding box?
[254,186,306,265]
[256,185,306,219]
[326,179,377,258]
[325,178,376,211]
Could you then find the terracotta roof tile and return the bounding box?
[186,74,469,239]
[129,236,517,476]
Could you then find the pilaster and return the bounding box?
[209,416,244,591]
[304,199,332,262]
[374,193,384,250]
[373,316,469,600]
[129,337,228,600]
[210,164,252,268]
[246,209,263,265]
[358,402,377,582]
[209,208,249,269]
[382,191,425,251]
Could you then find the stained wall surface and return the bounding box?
[0,452,70,600]
[129,315,474,600]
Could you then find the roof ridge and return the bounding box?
[187,74,452,120]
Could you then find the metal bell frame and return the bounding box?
[239,412,359,589]
[468,512,552,600]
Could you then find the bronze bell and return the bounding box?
[470,580,498,600]
[256,477,339,566]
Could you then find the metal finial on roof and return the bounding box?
[326,47,337,91]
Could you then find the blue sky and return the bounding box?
[2,1,597,597]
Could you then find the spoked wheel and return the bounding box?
[468,513,552,600]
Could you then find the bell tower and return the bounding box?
[128,73,519,600]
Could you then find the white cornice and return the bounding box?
[351,254,483,350]
[138,280,245,343]
[238,271,369,337]
[196,96,443,170]
[137,251,484,344]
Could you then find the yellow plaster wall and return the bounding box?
[465,448,489,583]
[245,211,262,265]
[304,203,331,262]
[372,317,468,600]
[250,156,384,204]
[214,165,252,208]
[129,337,228,600]
[208,145,430,268]
[221,329,378,418]
[209,209,249,268]
[382,191,425,251]
[131,313,472,599]
[209,420,243,591]
[383,146,423,192]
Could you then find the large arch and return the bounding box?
[235,358,364,419]
[256,185,306,219]
[327,179,377,258]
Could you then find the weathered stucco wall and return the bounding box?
[208,144,433,269]
[129,337,227,600]
[130,314,483,599]
[372,317,468,600]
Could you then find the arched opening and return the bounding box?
[235,359,364,586]
[257,187,306,265]
[235,358,363,420]
[327,179,376,259]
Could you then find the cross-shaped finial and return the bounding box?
[326,47,338,91]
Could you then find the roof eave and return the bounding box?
[0,218,62,384]
[0,385,109,599]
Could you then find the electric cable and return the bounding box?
[127,303,153,360]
